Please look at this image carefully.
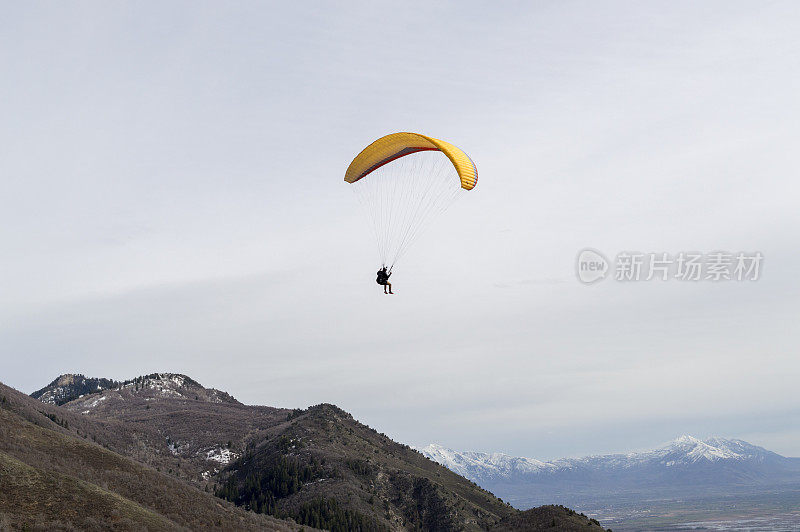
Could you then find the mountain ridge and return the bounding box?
[1,378,301,531]
[31,373,119,406]
[10,372,610,531]
[31,372,238,407]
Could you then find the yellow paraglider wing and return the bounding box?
[344,132,477,190]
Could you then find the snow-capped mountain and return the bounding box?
[419,443,556,480]
[419,435,787,479]
[418,436,800,509]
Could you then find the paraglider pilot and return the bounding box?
[376,266,393,294]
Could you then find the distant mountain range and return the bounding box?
[418,436,800,510]
[0,373,609,531]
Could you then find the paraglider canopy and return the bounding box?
[345,132,478,190]
[345,132,477,268]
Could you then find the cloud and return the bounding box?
[1,1,799,458]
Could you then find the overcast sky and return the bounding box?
[2,1,799,460]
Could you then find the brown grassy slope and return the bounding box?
[4,374,287,487]
[490,505,608,531]
[0,451,177,531]
[0,382,298,531]
[1,380,174,472]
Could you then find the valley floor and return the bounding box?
[576,487,800,531]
